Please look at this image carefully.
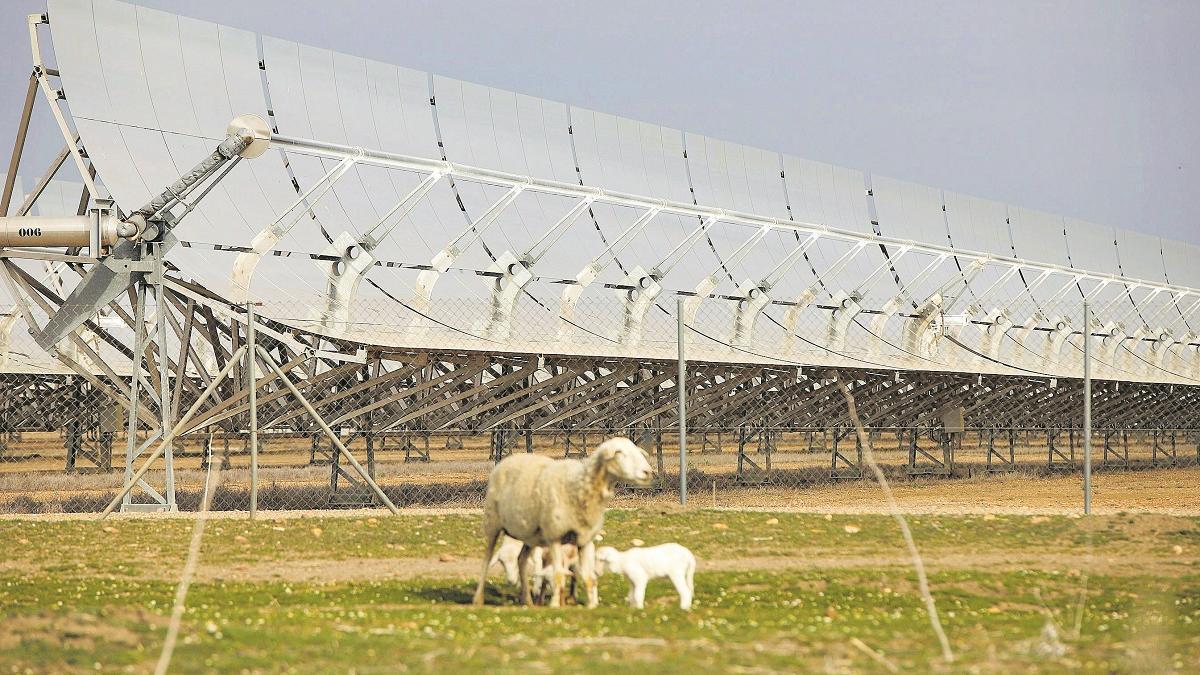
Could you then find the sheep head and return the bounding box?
[594,437,654,487]
[595,545,619,574]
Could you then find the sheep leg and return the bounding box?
[630,573,647,609]
[531,547,546,605]
[516,544,534,606]
[578,540,599,609]
[685,557,696,609]
[669,570,692,610]
[548,542,565,608]
[473,526,503,606]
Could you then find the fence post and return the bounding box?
[247,302,258,519]
[677,296,687,506]
[1083,300,1092,515]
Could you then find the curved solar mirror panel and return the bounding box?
[1008,206,1068,266]
[1062,221,1152,381]
[1113,229,1175,338]
[258,36,358,304]
[682,135,801,306]
[147,13,278,296]
[1162,241,1200,291]
[436,80,583,308]
[781,156,871,233]
[358,60,467,288]
[778,156,887,305]
[942,192,1022,312]
[1006,206,1073,314]
[50,0,110,121]
[870,180,1015,370]
[564,109,696,288]
[564,109,685,288]
[872,176,948,244]
[1160,241,1200,336]
[434,77,562,289]
[296,45,380,243]
[870,175,955,305]
[1115,228,1165,283]
[1063,218,1125,319]
[205,22,311,302]
[562,109,648,285]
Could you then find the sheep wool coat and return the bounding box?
[484,451,615,548]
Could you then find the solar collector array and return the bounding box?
[40,0,1200,384]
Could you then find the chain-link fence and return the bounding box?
[1,290,1197,514]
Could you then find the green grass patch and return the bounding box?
[1,510,1198,672]
[2,569,1198,672]
[5,510,1192,572]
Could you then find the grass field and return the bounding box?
[2,508,1199,673]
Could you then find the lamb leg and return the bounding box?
[631,575,647,609]
[548,542,565,608]
[669,570,692,610]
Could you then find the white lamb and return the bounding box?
[473,437,654,607]
[596,543,696,610]
[491,536,539,586]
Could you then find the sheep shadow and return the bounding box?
[410,582,585,607]
[409,583,515,606]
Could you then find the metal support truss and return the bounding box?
[118,250,176,511]
[330,430,378,508]
[561,431,589,458]
[489,427,514,463]
[907,428,954,477]
[735,423,774,485]
[700,431,722,455]
[830,427,862,479]
[1102,428,1128,467]
[1047,428,1075,470]
[401,431,432,463]
[985,427,1017,472]
[1152,429,1178,466]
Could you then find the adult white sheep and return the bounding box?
[596,543,696,610]
[472,436,653,607]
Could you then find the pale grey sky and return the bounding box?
[2,0,1197,243]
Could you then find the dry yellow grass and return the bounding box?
[3,463,1197,517]
[687,465,1200,515]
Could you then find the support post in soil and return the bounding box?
[246,302,259,518]
[677,296,687,506]
[1083,300,1092,515]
